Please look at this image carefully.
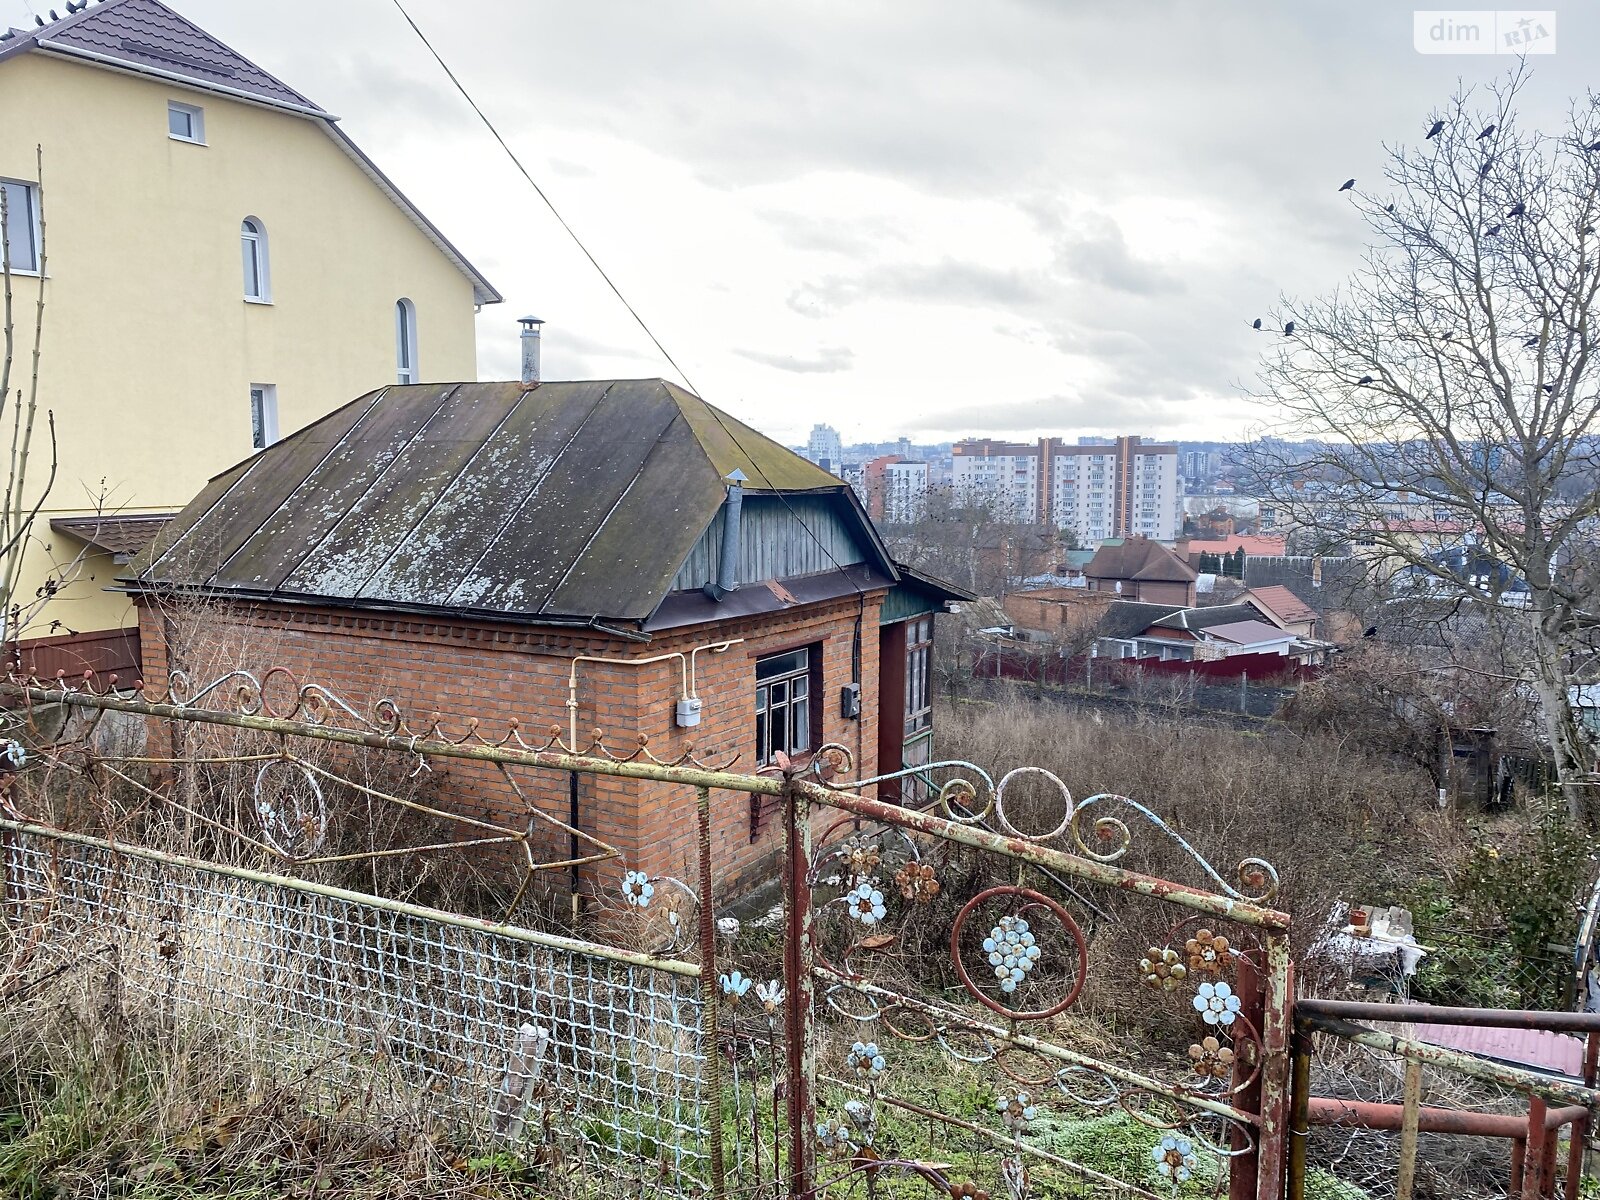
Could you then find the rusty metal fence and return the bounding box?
[0,819,714,1198]
[0,671,1301,1200]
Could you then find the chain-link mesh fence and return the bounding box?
[0,822,712,1198]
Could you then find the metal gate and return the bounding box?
[0,671,1295,1199]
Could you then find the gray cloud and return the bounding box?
[788,260,1046,317]
[907,393,1169,438]
[1055,216,1186,296]
[734,345,855,374]
[178,0,1600,440]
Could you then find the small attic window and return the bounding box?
[168,101,205,144]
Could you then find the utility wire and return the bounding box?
[388,0,869,598]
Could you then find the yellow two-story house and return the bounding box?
[0,0,499,675]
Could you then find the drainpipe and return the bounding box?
[704,470,747,601]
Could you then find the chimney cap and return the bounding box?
[518,315,545,328]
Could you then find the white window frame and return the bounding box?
[249,384,279,450]
[0,178,42,276]
[395,298,419,384]
[241,217,271,303]
[167,100,206,145]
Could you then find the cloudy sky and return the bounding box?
[30,1,1599,445]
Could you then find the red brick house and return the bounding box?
[124,378,966,895]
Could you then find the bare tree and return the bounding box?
[1247,70,1600,817]
[882,481,1067,598]
[0,146,60,653]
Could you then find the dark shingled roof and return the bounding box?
[1150,603,1260,632]
[1097,601,1184,640]
[0,0,322,113]
[0,0,501,305]
[1085,538,1197,584]
[51,512,173,558]
[125,379,891,631]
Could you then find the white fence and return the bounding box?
[0,821,712,1197]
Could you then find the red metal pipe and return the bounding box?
[1566,1032,1599,1200]
[1307,1097,1526,1138]
[1296,998,1600,1033]
[1525,1097,1548,1200]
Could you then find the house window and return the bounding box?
[241,218,270,301]
[168,101,205,144]
[395,298,418,384]
[0,180,40,274]
[905,617,933,738]
[756,647,814,766]
[249,384,278,450]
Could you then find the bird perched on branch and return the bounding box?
[1427,119,1445,139]
[1339,178,1355,192]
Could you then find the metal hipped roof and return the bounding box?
[126,379,887,629]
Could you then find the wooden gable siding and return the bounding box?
[670,494,865,592]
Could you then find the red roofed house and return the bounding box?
[1242,585,1319,640]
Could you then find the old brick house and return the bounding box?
[124,378,966,895]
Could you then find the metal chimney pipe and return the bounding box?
[519,316,544,384]
[704,470,747,601]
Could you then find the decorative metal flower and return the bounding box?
[984,914,1042,994]
[1139,947,1187,991]
[895,860,942,902]
[847,882,887,926]
[842,1098,876,1146]
[1184,928,1230,976]
[846,1039,887,1080]
[816,1116,855,1158]
[1187,1035,1235,1080]
[0,740,26,772]
[620,869,654,908]
[995,1090,1039,1134]
[1152,1133,1197,1184]
[842,834,882,876]
[755,980,785,1014]
[720,970,753,1003]
[1193,980,1242,1026]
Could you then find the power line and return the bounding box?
[387,0,868,598]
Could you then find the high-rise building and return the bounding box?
[807,424,844,475]
[862,455,929,523]
[952,435,1182,542]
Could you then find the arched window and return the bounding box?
[395,298,418,383]
[241,218,270,302]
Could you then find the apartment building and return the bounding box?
[861,455,929,524]
[952,435,1182,540]
[806,423,844,475]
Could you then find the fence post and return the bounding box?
[1256,935,1294,1200]
[782,774,816,1199]
[1396,1058,1422,1200]
[695,786,727,1200]
[1286,1022,1311,1200]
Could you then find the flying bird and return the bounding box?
[1589,140,1600,152]
[1477,124,1496,140]
[1524,335,1541,348]
[1252,318,1262,330]
[1427,119,1445,139]
[1486,224,1503,237]
[1339,178,1355,192]
[1508,201,1526,217]
[1284,321,1296,336]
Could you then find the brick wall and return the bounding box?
[137,588,885,899]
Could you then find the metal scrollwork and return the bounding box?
[1069,791,1281,903]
